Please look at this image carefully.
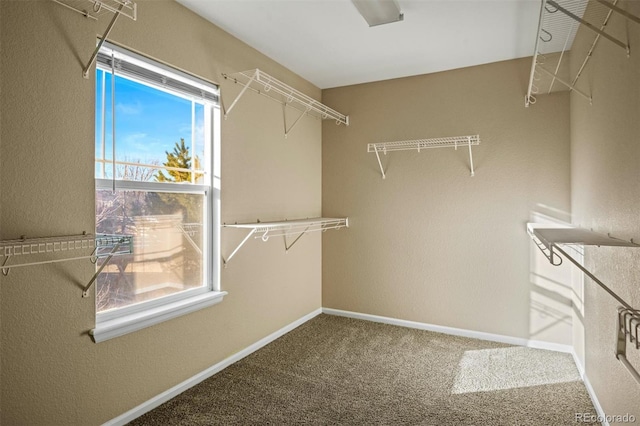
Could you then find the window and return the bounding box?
[92,42,223,342]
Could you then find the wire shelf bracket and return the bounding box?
[367,135,480,179]
[52,0,137,78]
[0,233,133,297]
[221,217,349,266]
[617,307,640,385]
[525,0,640,107]
[221,69,349,138]
[527,223,640,385]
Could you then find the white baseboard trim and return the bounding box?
[571,350,609,426]
[322,308,574,354]
[571,350,586,378]
[103,308,323,426]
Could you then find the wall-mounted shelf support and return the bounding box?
[222,217,348,266]
[536,65,592,103]
[595,0,640,24]
[282,103,311,138]
[221,69,349,137]
[526,0,640,107]
[548,0,628,52]
[617,307,640,385]
[1,233,133,297]
[367,135,479,179]
[52,0,137,78]
[527,223,640,385]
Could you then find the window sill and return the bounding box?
[90,291,227,343]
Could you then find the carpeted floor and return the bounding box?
[129,314,597,425]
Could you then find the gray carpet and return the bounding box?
[129,314,597,425]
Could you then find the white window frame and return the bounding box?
[90,43,225,343]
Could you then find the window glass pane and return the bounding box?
[115,75,191,168]
[95,71,207,183]
[96,189,205,313]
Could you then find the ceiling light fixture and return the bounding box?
[351,0,404,27]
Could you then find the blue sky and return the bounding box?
[95,70,205,178]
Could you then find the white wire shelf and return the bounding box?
[52,0,136,20]
[527,222,639,266]
[222,217,349,265]
[221,69,349,137]
[52,0,137,78]
[1,233,133,297]
[367,135,480,179]
[527,223,640,385]
[525,0,640,107]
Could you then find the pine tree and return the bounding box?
[156,138,192,183]
[155,138,202,223]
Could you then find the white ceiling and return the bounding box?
[176,0,542,89]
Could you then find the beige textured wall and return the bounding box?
[569,0,640,418]
[0,0,3,416]
[322,58,572,341]
[0,1,321,424]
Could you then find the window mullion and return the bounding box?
[191,100,196,184]
[111,52,116,190]
[95,178,208,194]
